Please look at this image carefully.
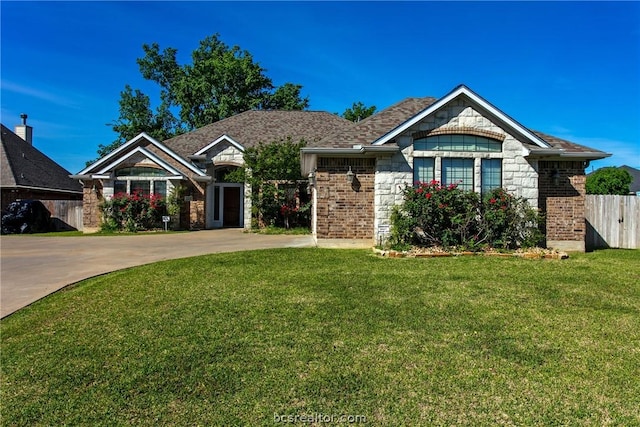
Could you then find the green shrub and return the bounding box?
[480,188,544,249]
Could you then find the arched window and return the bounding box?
[115,167,168,177]
[414,135,502,152]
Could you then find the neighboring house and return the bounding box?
[1,117,82,211]
[74,111,352,232]
[75,84,610,251]
[619,165,640,195]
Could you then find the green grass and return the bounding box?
[2,249,639,425]
[250,226,311,235]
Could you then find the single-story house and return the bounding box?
[75,85,610,251]
[1,116,82,211]
[74,110,353,232]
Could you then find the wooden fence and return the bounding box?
[585,195,639,250]
[41,200,83,231]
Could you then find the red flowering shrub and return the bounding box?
[480,188,543,249]
[390,181,542,250]
[279,199,310,229]
[100,192,167,232]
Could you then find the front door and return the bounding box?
[223,186,241,227]
[207,184,243,229]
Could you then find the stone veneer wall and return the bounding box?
[82,180,103,233]
[315,157,375,239]
[538,161,587,251]
[188,200,205,230]
[374,98,539,243]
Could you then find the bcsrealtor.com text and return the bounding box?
[274,413,367,424]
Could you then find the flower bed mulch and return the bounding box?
[374,246,569,260]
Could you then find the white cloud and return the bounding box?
[0,80,83,109]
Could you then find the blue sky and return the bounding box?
[1,1,639,174]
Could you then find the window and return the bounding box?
[413,158,434,183]
[481,159,502,195]
[114,180,167,197]
[130,181,151,195]
[114,166,169,198]
[414,135,502,152]
[114,180,127,195]
[115,167,168,177]
[442,158,474,191]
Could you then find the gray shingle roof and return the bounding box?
[531,131,609,156]
[0,124,82,194]
[620,165,640,193]
[164,110,354,157]
[307,97,438,148]
[305,96,606,159]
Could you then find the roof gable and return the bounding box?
[194,134,244,156]
[0,124,82,194]
[372,85,551,148]
[95,146,185,178]
[79,132,206,177]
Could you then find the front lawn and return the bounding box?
[2,249,639,425]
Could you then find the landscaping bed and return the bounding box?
[375,246,569,259]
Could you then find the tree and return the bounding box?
[586,167,632,195]
[341,101,376,122]
[92,86,182,162]
[93,34,309,162]
[225,138,308,228]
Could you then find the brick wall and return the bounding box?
[539,161,586,251]
[315,158,375,239]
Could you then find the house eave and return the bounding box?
[527,149,611,161]
[193,176,214,183]
[0,184,82,195]
[301,146,398,157]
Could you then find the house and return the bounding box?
[1,116,82,211]
[74,110,353,232]
[75,84,610,251]
[301,85,610,252]
[619,165,640,195]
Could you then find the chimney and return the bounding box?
[15,113,33,145]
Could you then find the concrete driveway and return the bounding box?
[0,229,315,318]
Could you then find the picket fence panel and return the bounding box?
[585,195,640,250]
[41,200,83,231]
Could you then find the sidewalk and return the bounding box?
[0,229,315,318]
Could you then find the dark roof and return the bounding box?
[164,110,353,157]
[620,165,640,193]
[308,97,438,148]
[0,124,82,194]
[530,131,609,156]
[306,96,606,159]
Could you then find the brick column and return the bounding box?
[82,180,103,233]
[539,162,586,251]
[315,158,375,240]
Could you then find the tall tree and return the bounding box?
[94,34,309,162]
[341,101,376,122]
